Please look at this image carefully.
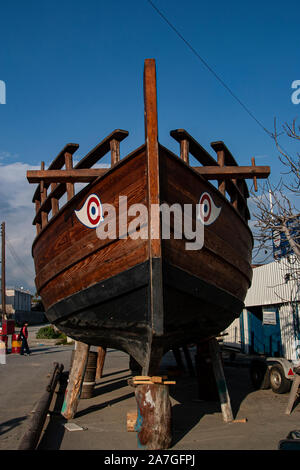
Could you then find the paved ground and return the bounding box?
[1,325,300,452]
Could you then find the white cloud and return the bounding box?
[0,161,39,292]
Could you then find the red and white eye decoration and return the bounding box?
[75,194,104,229]
[198,192,221,226]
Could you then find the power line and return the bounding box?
[6,237,34,278]
[147,0,273,138]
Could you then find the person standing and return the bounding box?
[19,322,31,356]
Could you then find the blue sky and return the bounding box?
[0,0,299,291]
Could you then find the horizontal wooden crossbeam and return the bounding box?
[194,165,270,180]
[27,168,109,184]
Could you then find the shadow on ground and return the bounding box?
[0,416,28,437]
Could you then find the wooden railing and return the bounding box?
[30,129,129,234]
[170,129,270,221]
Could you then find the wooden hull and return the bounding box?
[33,144,253,373]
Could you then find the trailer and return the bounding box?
[249,355,299,394]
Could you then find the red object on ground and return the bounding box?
[11,333,22,354]
[1,320,15,335]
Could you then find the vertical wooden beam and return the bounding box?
[51,183,59,216]
[40,162,48,228]
[209,337,233,423]
[232,178,238,210]
[95,346,106,380]
[251,157,258,192]
[34,200,41,235]
[143,58,164,375]
[65,152,74,201]
[110,139,120,166]
[180,139,189,164]
[61,341,90,420]
[285,374,300,415]
[217,149,226,196]
[135,383,172,449]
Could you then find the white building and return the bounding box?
[223,258,300,362]
[1,287,32,315]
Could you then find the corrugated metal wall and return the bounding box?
[223,259,300,362]
[245,258,300,307]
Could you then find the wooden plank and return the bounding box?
[61,341,90,420]
[180,139,189,164]
[40,162,48,228]
[95,346,106,380]
[31,129,128,225]
[167,134,251,220]
[144,59,161,258]
[50,183,59,216]
[285,375,300,415]
[27,168,108,184]
[143,58,164,372]
[217,148,226,196]
[110,139,120,166]
[76,129,128,170]
[170,129,218,167]
[209,337,233,423]
[211,141,250,199]
[32,143,79,202]
[193,165,270,179]
[65,152,74,201]
[251,157,258,191]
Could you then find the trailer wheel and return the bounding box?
[269,365,291,394]
[250,360,270,390]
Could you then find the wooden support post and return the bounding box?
[134,383,172,450]
[232,178,238,210]
[61,341,90,420]
[217,149,226,196]
[195,341,219,401]
[180,139,189,164]
[95,346,106,380]
[65,152,74,201]
[251,157,258,191]
[209,337,233,423]
[40,162,48,228]
[285,374,300,415]
[182,345,195,377]
[110,139,120,166]
[51,182,59,216]
[34,200,41,235]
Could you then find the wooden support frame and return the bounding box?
[30,129,128,229]
[285,374,300,415]
[209,337,233,423]
[95,346,106,380]
[61,341,90,420]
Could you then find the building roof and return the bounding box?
[245,257,300,307]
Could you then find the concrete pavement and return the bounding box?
[1,325,300,451]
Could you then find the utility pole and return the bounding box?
[1,222,6,321]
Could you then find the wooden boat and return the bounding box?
[27,59,270,374]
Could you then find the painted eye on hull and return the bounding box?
[75,193,104,229]
[198,192,221,226]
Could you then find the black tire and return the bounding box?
[269,364,291,394]
[250,360,270,390]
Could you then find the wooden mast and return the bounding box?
[143,58,164,375]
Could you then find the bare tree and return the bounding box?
[251,119,300,266]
